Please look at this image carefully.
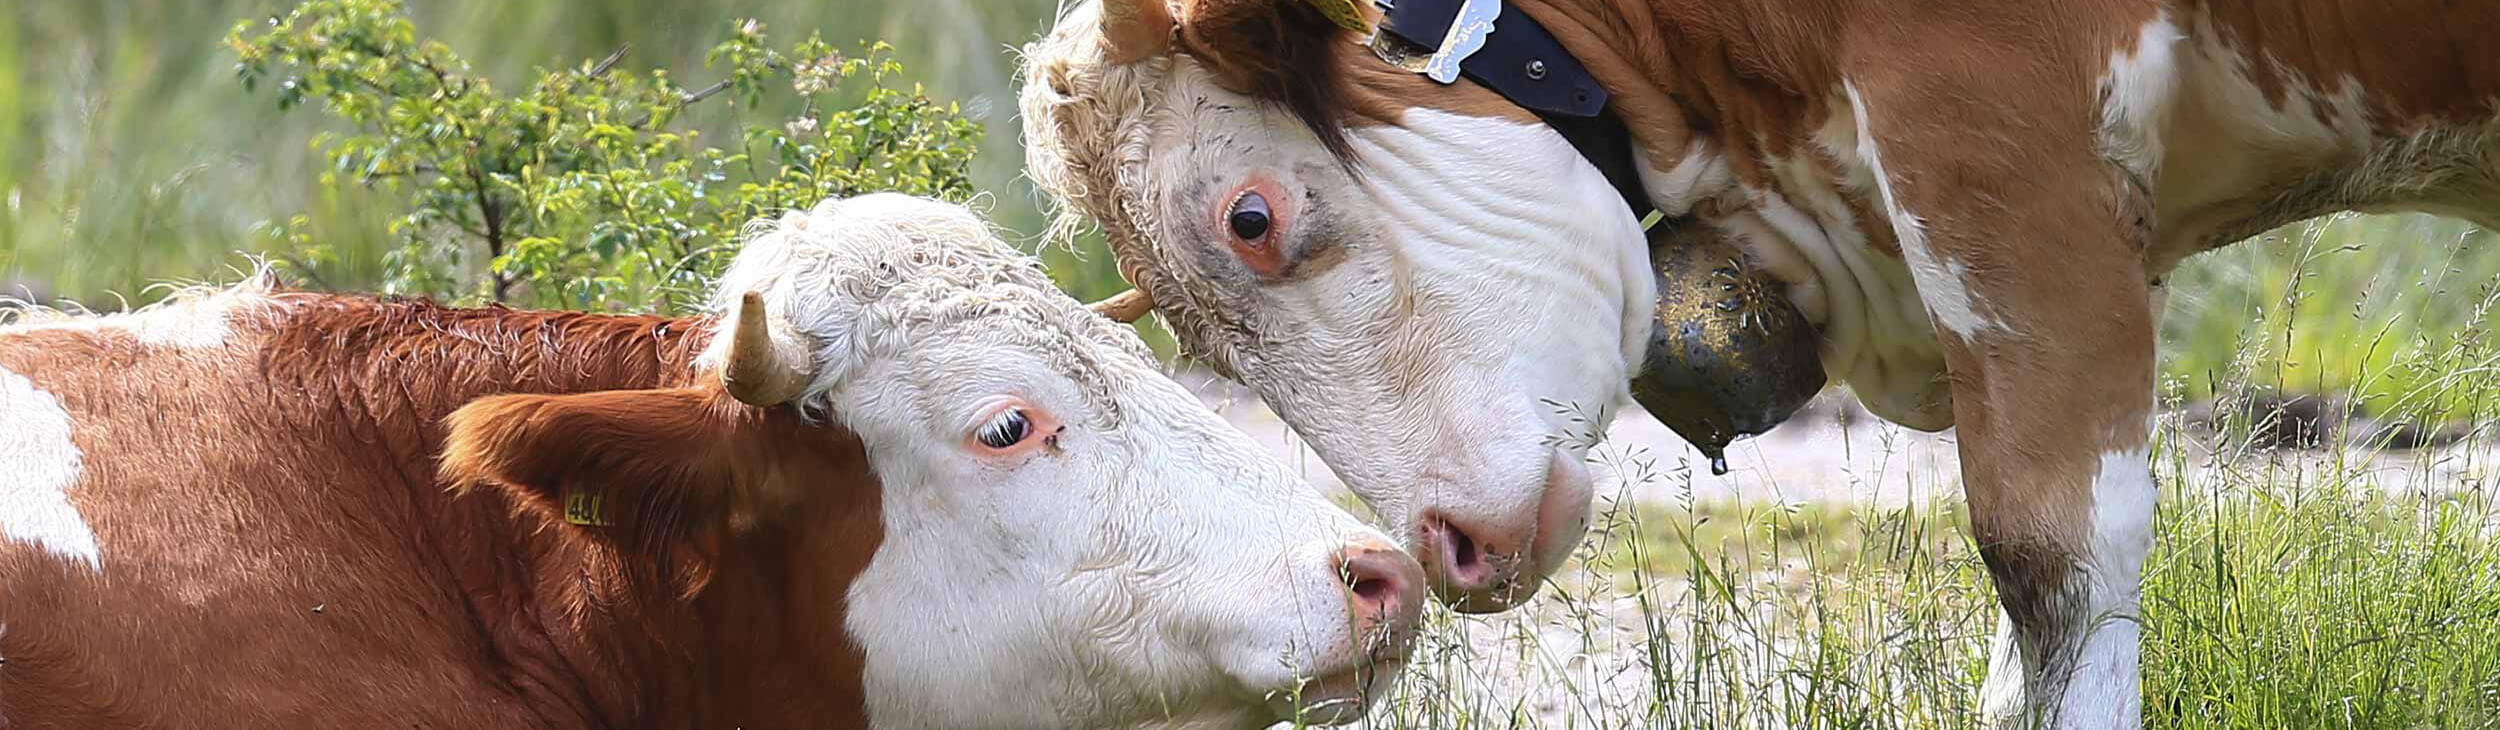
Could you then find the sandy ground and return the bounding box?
[1186,367,1970,508]
[1180,368,2499,510]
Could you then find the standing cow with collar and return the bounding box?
[1021,0,2500,725]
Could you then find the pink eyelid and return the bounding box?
[964,397,1058,458]
[1215,177,1289,234]
[1215,176,1291,275]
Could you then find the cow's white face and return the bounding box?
[713,194,1422,729]
[1020,2,1655,611]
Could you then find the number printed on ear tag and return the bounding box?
[563,487,612,527]
[1422,0,1499,84]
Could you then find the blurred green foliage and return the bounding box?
[2159,214,2500,423]
[228,0,977,310]
[0,0,1132,311]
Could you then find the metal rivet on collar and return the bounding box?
[1525,59,1548,80]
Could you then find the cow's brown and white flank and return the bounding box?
[1019,0,2497,725]
[0,194,1423,729]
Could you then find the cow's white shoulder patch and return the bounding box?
[2141,9,2412,257]
[1842,80,2001,342]
[2099,13,2185,179]
[0,365,101,573]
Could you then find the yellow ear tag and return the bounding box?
[1304,0,1372,34]
[562,487,613,527]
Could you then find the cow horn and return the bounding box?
[1098,0,1174,64]
[1087,288,1154,323]
[721,291,812,406]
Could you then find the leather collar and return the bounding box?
[1369,0,1657,220]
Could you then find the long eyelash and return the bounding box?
[979,409,1028,446]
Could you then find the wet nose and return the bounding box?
[1415,449,1593,613]
[1416,512,1525,612]
[1336,540,1425,651]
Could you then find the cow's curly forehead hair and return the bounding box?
[1019,3,1175,290]
[710,194,1154,425]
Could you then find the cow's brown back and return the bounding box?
[0,291,879,729]
[2200,0,2500,128]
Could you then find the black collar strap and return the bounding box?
[1369,0,1657,220]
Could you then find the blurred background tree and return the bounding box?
[0,0,1126,312]
[231,0,982,311]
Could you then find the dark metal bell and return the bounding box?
[1629,221,1826,475]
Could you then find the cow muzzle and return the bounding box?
[1414,448,1592,613]
[1268,538,1425,723]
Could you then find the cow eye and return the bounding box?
[975,408,1032,450]
[1226,192,1271,241]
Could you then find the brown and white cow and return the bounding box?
[1018,0,2498,725]
[0,194,1423,729]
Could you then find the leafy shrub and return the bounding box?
[229,0,979,311]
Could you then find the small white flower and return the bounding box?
[792,55,840,95]
[786,116,819,137]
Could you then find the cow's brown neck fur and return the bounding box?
[1508,0,1851,189]
[0,292,877,729]
[1272,0,1853,187]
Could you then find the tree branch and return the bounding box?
[468,159,511,303]
[587,44,629,79]
[274,253,337,292]
[406,54,514,302]
[356,163,442,186]
[629,77,740,129]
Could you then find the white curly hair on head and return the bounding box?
[1015,0,1172,273]
[704,193,1155,422]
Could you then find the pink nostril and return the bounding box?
[1351,574,1396,606]
[1419,512,1546,613]
[1447,527,1481,572]
[1337,544,1424,632]
[1422,514,1498,588]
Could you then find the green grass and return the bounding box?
[2160,213,2500,423]
[1328,418,2500,729]
[2147,458,2500,728]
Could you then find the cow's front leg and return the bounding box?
[1965,349,2156,730]
[1919,177,2156,729]
[1844,39,2161,729]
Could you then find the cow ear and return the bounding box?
[1099,0,1175,63]
[440,387,745,593]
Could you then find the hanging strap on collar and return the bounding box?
[1369,0,1656,220]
